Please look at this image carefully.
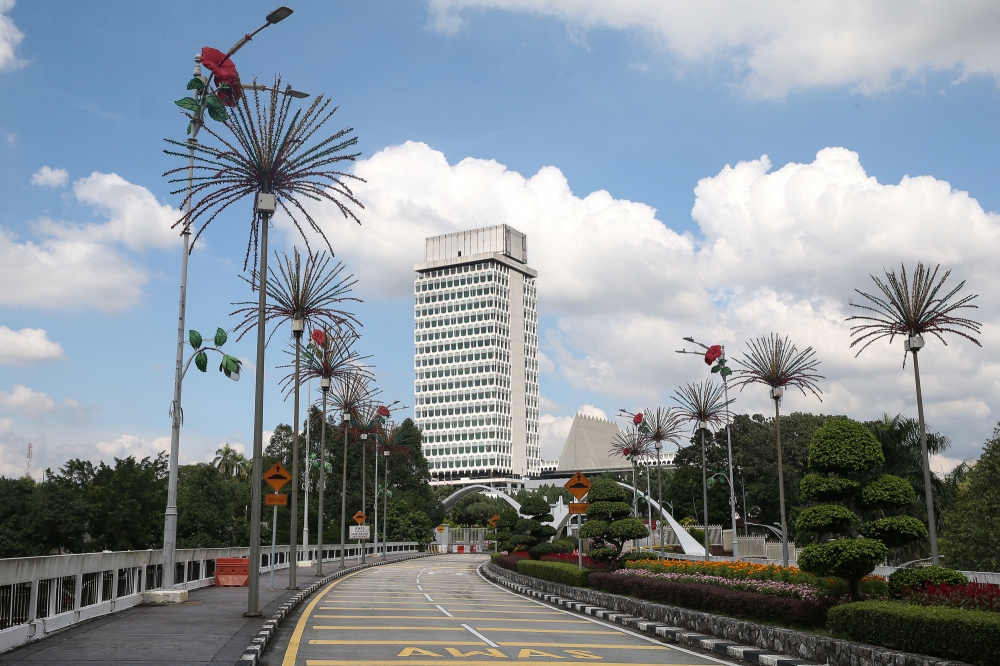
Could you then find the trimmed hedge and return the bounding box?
[495,554,528,572]
[589,572,830,628]
[828,600,1000,666]
[888,566,969,598]
[516,559,592,587]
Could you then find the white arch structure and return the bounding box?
[441,481,704,556]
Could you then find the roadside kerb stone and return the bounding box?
[481,562,972,666]
[237,553,434,666]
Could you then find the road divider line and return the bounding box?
[311,626,466,631]
[281,568,366,666]
[461,624,499,648]
[423,592,434,601]
[435,604,454,617]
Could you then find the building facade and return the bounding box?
[413,224,540,489]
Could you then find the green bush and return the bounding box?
[795,504,859,535]
[808,420,884,473]
[686,527,705,544]
[887,566,969,598]
[528,542,561,559]
[860,474,917,508]
[798,539,888,596]
[828,600,1000,666]
[857,516,928,548]
[800,474,860,503]
[516,559,592,587]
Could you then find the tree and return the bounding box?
[451,493,511,527]
[579,477,648,567]
[940,425,1000,571]
[796,419,925,599]
[848,262,981,564]
[176,463,251,548]
[733,333,823,566]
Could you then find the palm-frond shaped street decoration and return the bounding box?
[848,263,981,361]
[610,423,652,516]
[733,334,823,566]
[847,263,980,565]
[163,78,364,276]
[637,406,686,556]
[672,381,734,560]
[231,248,361,344]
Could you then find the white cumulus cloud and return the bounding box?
[427,0,1000,98]
[0,385,57,419]
[95,433,170,461]
[30,166,68,188]
[0,0,25,72]
[0,326,65,365]
[306,141,999,458]
[1,172,181,312]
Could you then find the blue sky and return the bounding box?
[3,0,1000,477]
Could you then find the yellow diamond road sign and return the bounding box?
[354,511,367,525]
[564,471,591,500]
[263,462,291,492]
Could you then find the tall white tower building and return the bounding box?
[413,224,540,490]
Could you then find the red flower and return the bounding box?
[377,405,390,417]
[311,329,326,347]
[623,448,632,458]
[201,47,242,107]
[633,412,644,425]
[704,345,723,365]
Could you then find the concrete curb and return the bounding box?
[236,552,434,666]
[481,563,971,666]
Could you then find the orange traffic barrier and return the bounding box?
[215,557,250,587]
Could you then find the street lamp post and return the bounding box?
[302,379,311,562]
[316,377,331,575]
[677,339,741,561]
[655,442,664,558]
[164,8,292,594]
[339,412,350,569]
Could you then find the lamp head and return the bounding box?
[683,336,695,343]
[266,6,294,23]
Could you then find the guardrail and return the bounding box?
[0,541,420,654]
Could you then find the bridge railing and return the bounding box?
[0,541,420,654]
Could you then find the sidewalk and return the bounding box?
[0,556,410,665]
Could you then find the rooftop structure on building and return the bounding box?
[413,224,540,491]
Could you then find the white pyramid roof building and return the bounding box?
[556,413,629,472]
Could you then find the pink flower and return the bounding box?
[704,345,723,365]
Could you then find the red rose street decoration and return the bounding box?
[704,345,723,365]
[378,405,390,417]
[200,47,242,106]
[311,329,326,347]
[633,412,644,425]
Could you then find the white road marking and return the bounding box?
[435,604,454,617]
[424,593,434,601]
[461,624,499,648]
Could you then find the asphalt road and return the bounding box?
[276,554,732,666]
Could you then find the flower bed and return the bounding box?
[541,553,607,569]
[613,568,822,601]
[589,571,831,627]
[494,553,529,572]
[903,581,1000,613]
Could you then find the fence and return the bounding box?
[0,541,419,654]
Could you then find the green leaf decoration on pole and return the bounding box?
[194,351,208,372]
[186,77,205,91]
[174,97,200,112]
[204,94,228,122]
[214,328,228,346]
[189,330,203,349]
[219,354,242,380]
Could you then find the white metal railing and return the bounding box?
[0,541,420,654]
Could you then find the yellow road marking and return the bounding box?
[306,661,698,666]
[281,569,366,666]
[311,615,593,622]
[319,607,439,611]
[311,626,464,631]
[432,609,562,614]
[309,640,485,646]
[475,628,620,634]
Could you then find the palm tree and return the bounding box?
[672,381,733,561]
[327,371,376,569]
[733,334,823,567]
[297,328,369,574]
[213,444,244,478]
[848,263,980,564]
[230,248,359,589]
[638,407,686,557]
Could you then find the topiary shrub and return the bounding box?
[495,495,556,554]
[827,600,1000,666]
[578,477,648,569]
[516,559,592,587]
[528,542,560,559]
[888,565,969,598]
[797,419,925,599]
